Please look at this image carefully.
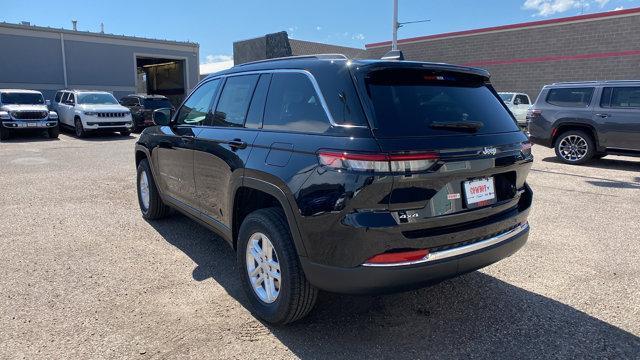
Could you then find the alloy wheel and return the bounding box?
[558,135,588,162]
[139,170,150,211]
[245,232,281,304]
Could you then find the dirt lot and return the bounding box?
[1,132,638,359]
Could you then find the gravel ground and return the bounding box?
[0,132,638,359]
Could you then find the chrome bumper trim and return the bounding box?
[363,222,529,267]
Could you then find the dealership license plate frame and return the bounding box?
[463,177,497,209]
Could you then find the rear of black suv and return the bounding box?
[295,62,532,294]
[135,57,532,324]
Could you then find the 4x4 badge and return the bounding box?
[482,147,497,156]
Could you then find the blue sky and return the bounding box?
[3,0,638,73]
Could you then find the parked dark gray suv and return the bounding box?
[528,81,640,164]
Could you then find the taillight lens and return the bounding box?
[318,151,439,173]
[526,109,541,119]
[521,141,532,156]
[365,249,429,265]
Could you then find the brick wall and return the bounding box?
[366,9,640,99]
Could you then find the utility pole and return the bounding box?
[391,0,430,51]
[392,0,399,50]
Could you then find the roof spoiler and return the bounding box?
[381,50,404,61]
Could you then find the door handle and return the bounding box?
[595,113,610,118]
[229,139,247,150]
[181,135,195,142]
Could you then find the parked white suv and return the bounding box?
[499,92,531,127]
[52,90,132,137]
[0,89,59,141]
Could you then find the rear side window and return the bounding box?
[245,74,271,129]
[263,73,330,133]
[54,92,63,102]
[546,88,594,107]
[364,69,519,137]
[211,75,259,127]
[601,87,640,108]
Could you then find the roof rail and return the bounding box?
[551,80,640,85]
[237,54,349,67]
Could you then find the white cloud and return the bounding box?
[523,0,615,16]
[316,26,322,31]
[613,6,624,10]
[523,0,580,16]
[200,54,233,75]
[352,33,365,41]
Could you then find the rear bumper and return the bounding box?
[529,135,552,148]
[301,222,529,294]
[2,119,58,129]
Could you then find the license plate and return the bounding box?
[27,122,37,127]
[463,177,496,208]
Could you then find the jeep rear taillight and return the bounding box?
[318,151,439,173]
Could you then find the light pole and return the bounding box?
[392,0,399,51]
[391,0,430,51]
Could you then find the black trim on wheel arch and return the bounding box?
[240,177,308,257]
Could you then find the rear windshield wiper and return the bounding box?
[429,121,484,132]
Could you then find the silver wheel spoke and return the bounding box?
[245,232,281,304]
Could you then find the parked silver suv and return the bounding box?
[0,89,59,141]
[528,81,640,164]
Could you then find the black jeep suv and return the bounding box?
[135,55,533,324]
[120,94,174,132]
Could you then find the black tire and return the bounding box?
[48,126,60,139]
[136,158,171,220]
[74,118,86,138]
[237,208,318,324]
[120,130,131,136]
[554,130,595,165]
[0,127,9,141]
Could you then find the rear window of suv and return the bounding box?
[546,87,594,107]
[364,69,519,137]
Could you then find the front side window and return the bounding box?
[210,75,259,127]
[601,87,640,108]
[175,79,220,125]
[77,93,118,105]
[67,93,75,104]
[263,72,330,133]
[515,95,530,105]
[1,92,44,105]
[546,88,594,107]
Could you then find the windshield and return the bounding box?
[143,98,173,109]
[1,92,44,105]
[78,93,118,105]
[499,93,514,102]
[365,69,519,137]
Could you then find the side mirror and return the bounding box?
[45,100,51,107]
[152,108,173,126]
[513,98,522,105]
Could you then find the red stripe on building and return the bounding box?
[462,50,640,67]
[365,7,640,49]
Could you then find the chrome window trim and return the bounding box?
[362,222,529,268]
[207,69,369,129]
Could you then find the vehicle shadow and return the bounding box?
[148,215,640,359]
[1,131,60,143]
[542,156,640,172]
